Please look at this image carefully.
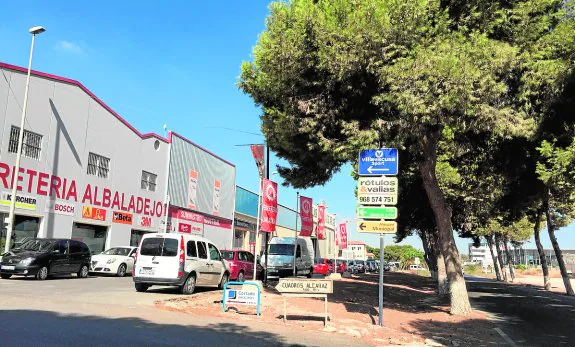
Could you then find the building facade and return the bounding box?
[344,240,368,260]
[0,62,169,253]
[468,243,495,266]
[0,62,236,253]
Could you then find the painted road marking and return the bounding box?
[494,328,518,347]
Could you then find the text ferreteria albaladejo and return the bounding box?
[0,161,166,218]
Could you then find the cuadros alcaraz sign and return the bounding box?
[0,161,166,218]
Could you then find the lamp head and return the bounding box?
[29,26,46,35]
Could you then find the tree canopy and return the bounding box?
[240,0,575,312]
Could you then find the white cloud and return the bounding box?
[55,40,83,54]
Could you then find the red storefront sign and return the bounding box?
[260,179,278,233]
[316,205,326,240]
[0,160,166,218]
[299,196,313,236]
[178,223,192,233]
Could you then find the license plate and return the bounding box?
[139,267,154,275]
[2,265,15,271]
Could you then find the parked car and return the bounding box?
[409,265,425,271]
[346,260,357,273]
[264,237,314,278]
[220,249,263,282]
[366,260,378,273]
[355,260,366,273]
[0,238,91,280]
[335,259,347,273]
[133,233,229,295]
[313,258,331,276]
[90,246,137,277]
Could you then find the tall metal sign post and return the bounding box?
[357,148,398,327]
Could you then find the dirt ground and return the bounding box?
[503,268,575,294]
[156,272,501,346]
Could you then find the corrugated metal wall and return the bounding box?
[168,134,235,220]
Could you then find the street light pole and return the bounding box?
[4,26,45,254]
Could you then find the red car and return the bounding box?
[334,260,347,273]
[313,258,332,276]
[220,250,258,282]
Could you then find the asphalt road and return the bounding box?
[0,275,364,347]
[466,276,575,346]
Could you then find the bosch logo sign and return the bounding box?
[45,200,75,216]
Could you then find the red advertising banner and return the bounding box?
[299,196,314,236]
[250,144,266,179]
[339,223,348,249]
[316,205,326,240]
[261,179,278,232]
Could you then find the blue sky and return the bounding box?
[1,1,573,253]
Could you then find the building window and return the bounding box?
[8,126,42,160]
[141,171,157,191]
[87,152,110,178]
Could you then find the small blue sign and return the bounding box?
[359,148,398,176]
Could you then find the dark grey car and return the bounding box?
[0,238,91,280]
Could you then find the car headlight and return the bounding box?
[20,257,34,266]
[283,263,292,267]
[107,258,116,264]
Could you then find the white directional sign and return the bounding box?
[357,177,398,205]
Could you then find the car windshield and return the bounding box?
[316,258,325,264]
[102,248,131,256]
[220,251,235,260]
[268,244,294,256]
[15,239,55,252]
[357,260,365,265]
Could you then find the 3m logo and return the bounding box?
[140,216,152,227]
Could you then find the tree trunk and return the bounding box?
[419,231,437,280]
[533,208,551,290]
[494,234,508,282]
[503,237,516,282]
[486,235,502,281]
[544,197,575,296]
[435,236,449,296]
[419,125,471,315]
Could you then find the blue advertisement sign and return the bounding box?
[358,148,398,176]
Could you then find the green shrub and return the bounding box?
[516,264,527,270]
[463,264,481,275]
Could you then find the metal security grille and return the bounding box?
[8,126,42,160]
[87,152,110,178]
[141,171,157,191]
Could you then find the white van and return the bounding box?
[133,233,229,295]
[264,237,314,278]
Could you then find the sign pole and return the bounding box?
[254,178,262,281]
[293,192,299,277]
[378,233,384,326]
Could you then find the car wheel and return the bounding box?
[181,274,196,295]
[135,283,150,292]
[1,274,12,279]
[36,266,48,280]
[306,267,313,278]
[116,264,127,277]
[237,271,245,283]
[77,264,89,278]
[218,272,229,289]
